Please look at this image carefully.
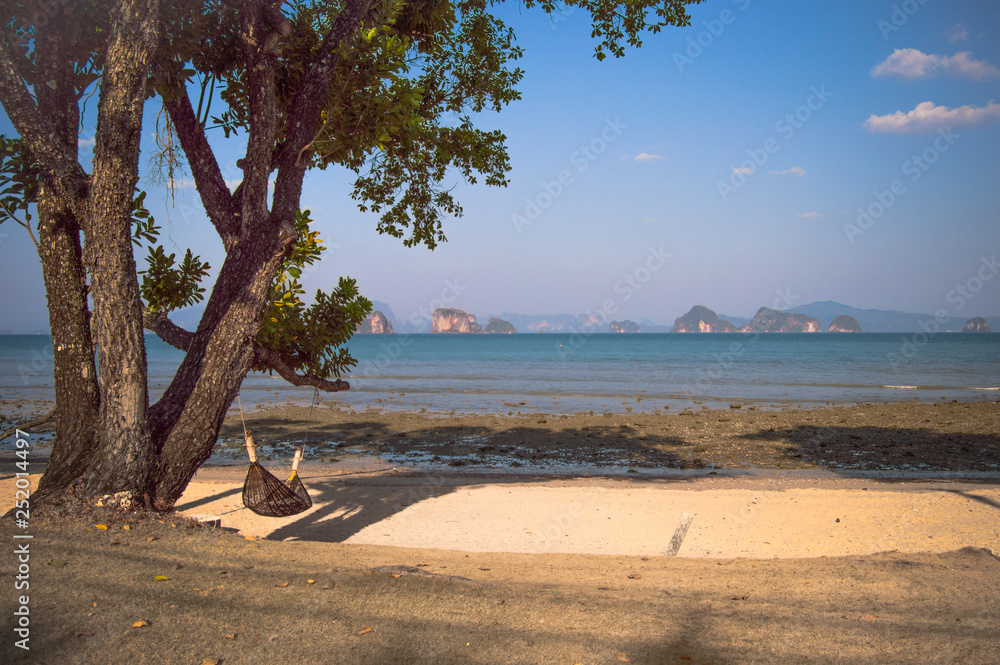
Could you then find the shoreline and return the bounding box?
[5,399,997,476]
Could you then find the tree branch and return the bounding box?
[0,28,90,221]
[253,345,351,392]
[1,406,55,442]
[239,0,279,234]
[270,0,374,224]
[164,91,241,248]
[143,308,196,350]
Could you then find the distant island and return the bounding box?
[672,306,736,333]
[355,311,394,334]
[485,317,517,334]
[963,317,992,333]
[609,320,639,333]
[829,315,862,332]
[672,306,820,333]
[432,308,484,333]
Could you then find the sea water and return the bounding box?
[2,332,998,414]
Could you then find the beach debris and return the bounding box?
[95,490,134,510]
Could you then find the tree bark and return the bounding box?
[81,0,161,499]
[27,8,100,501]
[31,189,100,500]
[145,0,373,509]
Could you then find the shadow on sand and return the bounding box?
[173,414,1000,544]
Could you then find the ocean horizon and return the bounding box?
[2,332,998,414]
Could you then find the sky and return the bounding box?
[2,0,1000,333]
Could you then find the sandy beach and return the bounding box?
[2,399,999,663]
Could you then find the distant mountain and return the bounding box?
[718,313,751,328]
[369,300,403,331]
[672,306,737,333]
[638,318,672,333]
[738,307,820,333]
[494,312,582,333]
[786,301,991,333]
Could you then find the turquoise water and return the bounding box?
[2,332,998,413]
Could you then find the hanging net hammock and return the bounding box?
[242,431,312,517]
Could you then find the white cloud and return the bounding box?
[78,137,95,149]
[634,152,665,162]
[768,166,806,176]
[796,212,823,220]
[642,216,658,222]
[863,100,1000,133]
[945,23,968,42]
[225,179,243,192]
[871,49,1000,81]
[732,166,754,176]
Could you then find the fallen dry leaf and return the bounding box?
[95,524,108,530]
[131,620,150,628]
[154,576,169,582]
[147,536,158,542]
[200,659,221,665]
[392,574,402,578]
[122,524,131,530]
[225,633,237,640]
[859,614,879,622]
[306,579,316,585]
[321,585,332,590]
[75,631,93,637]
[617,653,631,662]
[276,582,290,588]
[356,626,374,636]
[627,574,642,579]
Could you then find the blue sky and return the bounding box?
[2,0,1000,332]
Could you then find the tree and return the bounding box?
[0,0,702,511]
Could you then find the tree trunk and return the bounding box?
[81,0,160,499]
[148,223,295,509]
[31,190,100,500]
[29,9,99,501]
